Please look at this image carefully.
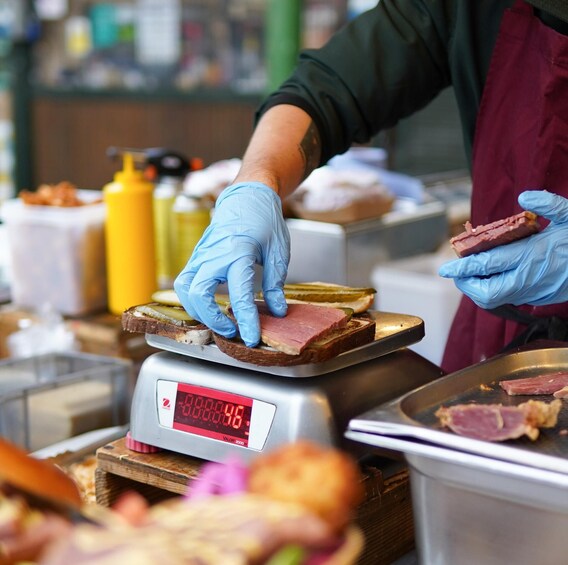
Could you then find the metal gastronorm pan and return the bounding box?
[348,347,568,474]
[344,429,568,565]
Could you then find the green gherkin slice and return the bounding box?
[151,289,182,306]
[260,282,377,303]
[136,304,200,326]
[151,289,231,313]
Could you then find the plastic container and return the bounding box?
[0,190,107,316]
[372,251,462,366]
[103,152,157,315]
[0,351,132,452]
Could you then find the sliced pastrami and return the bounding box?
[500,372,568,396]
[256,301,350,355]
[450,211,540,257]
[435,399,562,442]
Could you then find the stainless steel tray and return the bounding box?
[348,347,568,474]
[146,311,425,378]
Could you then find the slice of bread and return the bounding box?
[121,304,212,345]
[213,316,376,367]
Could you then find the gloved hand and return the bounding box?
[438,190,568,309]
[174,182,290,347]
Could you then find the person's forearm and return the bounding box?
[233,104,322,200]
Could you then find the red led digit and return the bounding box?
[232,405,244,429]
[212,400,223,424]
[191,395,203,419]
[202,397,214,422]
[223,403,235,426]
[180,393,193,417]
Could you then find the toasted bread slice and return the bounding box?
[213,316,376,367]
[121,304,212,345]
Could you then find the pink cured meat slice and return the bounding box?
[435,399,562,442]
[435,404,531,441]
[256,301,350,356]
[450,211,540,258]
[500,372,568,396]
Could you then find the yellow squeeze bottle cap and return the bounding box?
[114,152,144,184]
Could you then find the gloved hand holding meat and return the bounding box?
[438,190,568,309]
[174,182,290,347]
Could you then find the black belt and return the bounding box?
[488,305,568,352]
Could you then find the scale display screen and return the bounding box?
[157,379,276,450]
[173,383,252,445]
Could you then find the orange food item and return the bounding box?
[19,182,100,207]
[248,440,365,534]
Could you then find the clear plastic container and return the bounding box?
[0,190,107,316]
[0,351,132,451]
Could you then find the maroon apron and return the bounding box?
[442,0,568,373]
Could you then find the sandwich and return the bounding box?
[38,441,366,565]
[122,283,377,366]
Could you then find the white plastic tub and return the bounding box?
[1,191,107,316]
[372,250,461,366]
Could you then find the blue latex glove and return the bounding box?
[173,182,290,346]
[438,190,568,309]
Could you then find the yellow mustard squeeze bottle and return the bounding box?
[103,152,157,315]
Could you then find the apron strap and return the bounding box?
[488,305,568,352]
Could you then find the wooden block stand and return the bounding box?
[96,437,414,565]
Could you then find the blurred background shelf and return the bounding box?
[0,0,467,197]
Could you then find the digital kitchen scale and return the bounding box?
[128,311,442,463]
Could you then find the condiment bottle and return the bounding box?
[103,151,157,315]
[172,193,211,275]
[146,150,201,288]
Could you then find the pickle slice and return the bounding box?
[136,304,200,326]
[151,289,231,313]
[151,289,182,306]
[284,282,376,294]
[276,282,376,302]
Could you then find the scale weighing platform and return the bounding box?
[128,311,442,463]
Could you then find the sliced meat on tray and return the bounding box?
[500,372,568,396]
[435,399,562,441]
[255,301,351,355]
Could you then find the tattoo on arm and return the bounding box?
[299,121,321,180]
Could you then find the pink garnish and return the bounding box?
[185,455,249,500]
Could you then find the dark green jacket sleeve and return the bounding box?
[258,0,513,166]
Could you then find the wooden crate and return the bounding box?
[96,437,414,565]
